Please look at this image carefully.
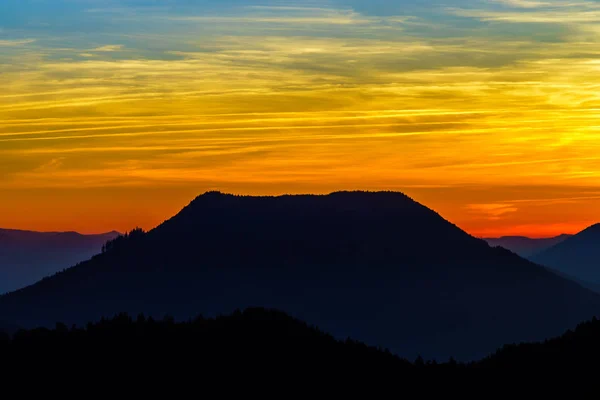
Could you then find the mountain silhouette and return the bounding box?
[483,234,571,258]
[480,315,600,372]
[0,228,120,294]
[6,307,599,388]
[532,224,600,286]
[541,267,600,294]
[2,308,413,378]
[0,191,599,361]
[0,321,17,335]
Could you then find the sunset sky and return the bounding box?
[2,0,600,237]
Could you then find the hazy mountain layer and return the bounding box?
[0,229,119,294]
[483,235,571,258]
[533,224,600,285]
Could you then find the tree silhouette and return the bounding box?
[102,227,146,253]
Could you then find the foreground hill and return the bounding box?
[1,308,410,376]
[0,229,120,294]
[3,308,600,384]
[483,234,571,258]
[0,321,17,334]
[0,191,599,360]
[480,316,600,372]
[532,224,600,286]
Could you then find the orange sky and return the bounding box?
[1,183,598,238]
[2,1,600,238]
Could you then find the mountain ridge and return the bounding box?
[0,228,120,295]
[0,228,120,235]
[1,190,599,361]
[532,223,600,285]
[483,234,572,258]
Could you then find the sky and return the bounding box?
[2,0,600,237]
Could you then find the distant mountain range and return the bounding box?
[483,235,571,258]
[0,229,120,294]
[1,191,599,361]
[532,224,600,288]
[484,229,600,294]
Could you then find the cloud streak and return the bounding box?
[93,44,124,52]
[0,39,36,46]
[3,0,600,235]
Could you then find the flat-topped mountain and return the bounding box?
[0,191,598,360]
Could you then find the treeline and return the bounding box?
[0,308,473,383]
[479,316,600,371]
[2,307,599,386]
[101,227,145,254]
[1,308,409,370]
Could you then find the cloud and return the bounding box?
[93,45,124,52]
[452,0,600,24]
[168,15,370,25]
[3,0,600,237]
[466,203,519,219]
[492,0,552,8]
[34,157,65,172]
[160,4,398,26]
[452,8,600,23]
[0,39,36,46]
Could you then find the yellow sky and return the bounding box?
[2,1,600,237]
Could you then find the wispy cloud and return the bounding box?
[491,0,552,8]
[93,45,124,52]
[160,4,407,26]
[168,15,371,25]
[4,0,600,235]
[0,39,36,46]
[452,8,600,23]
[466,203,519,219]
[453,0,600,23]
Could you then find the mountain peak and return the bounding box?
[181,191,423,221]
[532,222,600,285]
[191,190,416,200]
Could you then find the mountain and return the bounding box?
[2,308,411,376]
[0,321,18,335]
[0,228,120,294]
[541,266,600,295]
[6,308,599,388]
[532,224,600,285]
[483,235,571,258]
[0,309,473,390]
[0,191,599,361]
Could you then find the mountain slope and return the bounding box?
[480,316,600,372]
[0,321,17,335]
[0,191,599,361]
[532,224,600,285]
[483,235,571,258]
[2,308,411,376]
[544,267,600,295]
[0,229,120,294]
